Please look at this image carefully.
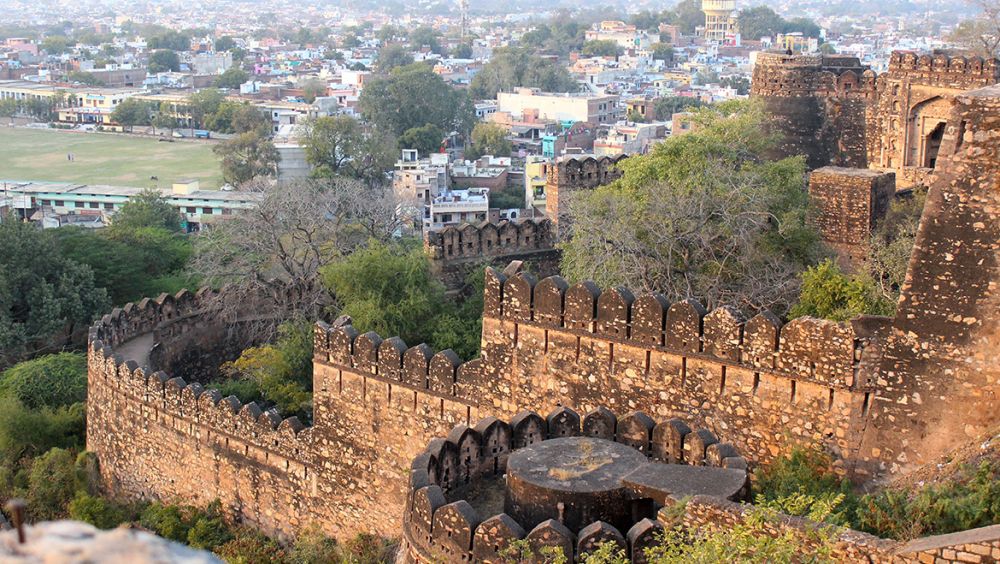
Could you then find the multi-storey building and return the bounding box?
[496,88,621,126]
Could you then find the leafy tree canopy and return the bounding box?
[560,100,823,314]
[359,63,475,137]
[0,353,86,409]
[469,47,578,100]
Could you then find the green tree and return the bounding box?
[206,101,267,134]
[214,67,249,89]
[214,36,236,52]
[737,6,786,40]
[215,527,287,563]
[399,123,446,157]
[0,98,18,119]
[217,320,314,422]
[469,47,578,100]
[148,49,181,73]
[651,43,674,63]
[581,40,622,57]
[359,63,474,137]
[111,188,182,233]
[653,96,702,121]
[301,115,396,184]
[152,107,179,134]
[869,187,925,309]
[320,240,483,359]
[109,97,152,132]
[375,43,415,73]
[68,492,128,529]
[188,88,225,128]
[789,259,894,321]
[41,35,72,54]
[0,353,86,409]
[147,30,190,51]
[466,122,512,160]
[453,42,473,59]
[51,226,191,305]
[0,397,85,465]
[784,17,822,38]
[213,130,280,185]
[408,26,443,54]
[560,100,823,314]
[300,78,327,103]
[0,218,109,365]
[672,0,706,34]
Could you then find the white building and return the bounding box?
[497,88,621,125]
[426,188,489,230]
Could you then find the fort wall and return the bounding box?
[423,219,560,289]
[750,52,875,169]
[544,155,626,237]
[809,166,896,272]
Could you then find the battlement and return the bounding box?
[751,52,875,99]
[399,408,747,563]
[481,268,887,391]
[314,322,484,400]
[886,51,1000,88]
[422,218,555,263]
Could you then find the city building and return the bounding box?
[1,180,262,231]
[523,155,549,212]
[496,88,621,125]
[593,121,668,156]
[425,187,489,230]
[702,0,737,43]
[584,21,653,51]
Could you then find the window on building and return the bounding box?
[75,201,84,208]
[89,202,99,208]
[54,200,64,207]
[104,203,114,210]
[221,208,232,215]
[41,200,50,206]
[202,207,213,214]
[186,206,197,213]
[441,214,452,223]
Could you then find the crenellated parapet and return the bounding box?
[482,269,886,392]
[885,51,1000,89]
[423,218,555,263]
[399,407,748,563]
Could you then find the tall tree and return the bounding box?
[560,100,823,315]
[188,179,400,330]
[109,98,152,132]
[359,63,474,137]
[213,130,280,185]
[300,115,396,184]
[0,217,109,366]
[399,124,446,157]
[214,67,249,89]
[188,88,225,129]
[110,188,182,233]
[147,49,180,73]
[468,47,578,100]
[950,0,1000,57]
[466,122,512,160]
[375,44,415,73]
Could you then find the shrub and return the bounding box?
[855,461,1000,539]
[287,525,340,563]
[140,502,195,543]
[0,398,86,462]
[68,492,127,529]
[26,447,78,521]
[187,515,233,550]
[0,353,87,409]
[214,526,288,564]
[753,446,857,522]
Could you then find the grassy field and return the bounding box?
[0,127,223,188]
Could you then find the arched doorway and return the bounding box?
[905,97,951,169]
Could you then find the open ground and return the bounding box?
[0,127,223,188]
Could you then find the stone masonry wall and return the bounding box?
[750,52,876,169]
[424,218,561,290]
[857,86,1000,475]
[809,166,896,272]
